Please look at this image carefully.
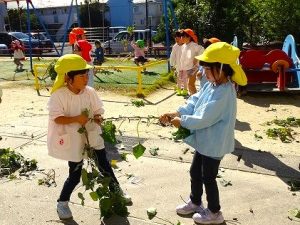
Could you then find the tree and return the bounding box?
[155,0,300,46]
[79,0,109,27]
[5,8,41,32]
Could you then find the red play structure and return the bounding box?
[237,35,300,92]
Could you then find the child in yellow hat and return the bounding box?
[160,42,247,225]
[47,54,131,220]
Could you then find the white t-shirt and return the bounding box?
[47,86,105,162]
[170,43,182,72]
[180,42,203,71]
[13,49,25,59]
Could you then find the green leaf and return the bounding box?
[172,127,190,141]
[81,168,89,186]
[147,207,157,220]
[90,191,99,201]
[100,196,113,217]
[101,121,117,144]
[133,143,146,159]
[289,209,300,219]
[78,192,85,206]
[81,108,90,117]
[131,99,145,107]
[78,127,86,134]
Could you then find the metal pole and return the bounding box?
[163,0,170,72]
[145,0,148,29]
[26,0,32,71]
[75,0,81,27]
[87,0,91,27]
[61,0,74,55]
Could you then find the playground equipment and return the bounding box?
[1,0,80,70]
[239,34,300,92]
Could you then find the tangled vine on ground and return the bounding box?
[0,148,37,179]
[264,116,299,143]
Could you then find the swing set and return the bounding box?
[0,0,82,71]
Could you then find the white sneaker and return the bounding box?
[176,199,204,215]
[193,208,224,224]
[57,201,73,220]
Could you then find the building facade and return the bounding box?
[0,3,7,32]
[132,0,163,30]
[107,0,133,27]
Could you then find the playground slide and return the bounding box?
[233,34,300,92]
[282,34,300,89]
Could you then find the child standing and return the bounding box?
[47,54,131,220]
[196,37,221,89]
[180,29,203,96]
[69,27,94,87]
[11,40,25,71]
[170,30,185,95]
[131,39,148,66]
[160,42,247,224]
[94,40,104,65]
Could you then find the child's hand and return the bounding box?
[159,112,179,126]
[76,114,89,125]
[159,114,171,126]
[171,117,181,128]
[93,114,103,126]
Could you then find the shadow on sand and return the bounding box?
[232,140,300,184]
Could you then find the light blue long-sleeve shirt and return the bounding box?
[177,81,237,158]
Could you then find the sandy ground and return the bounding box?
[1,76,300,225]
[0,77,299,157]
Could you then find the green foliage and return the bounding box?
[131,99,145,107]
[272,117,300,127]
[47,60,58,81]
[0,148,37,178]
[5,8,41,31]
[155,0,300,45]
[266,127,293,143]
[127,26,135,35]
[172,127,191,141]
[101,121,117,144]
[289,209,300,219]
[132,143,146,159]
[78,146,128,218]
[79,1,109,27]
[264,117,299,143]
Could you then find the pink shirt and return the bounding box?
[131,41,147,58]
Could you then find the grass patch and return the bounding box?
[0,57,174,97]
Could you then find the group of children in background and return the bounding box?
[170,28,222,97]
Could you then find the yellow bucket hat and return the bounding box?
[195,42,247,86]
[51,54,93,94]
